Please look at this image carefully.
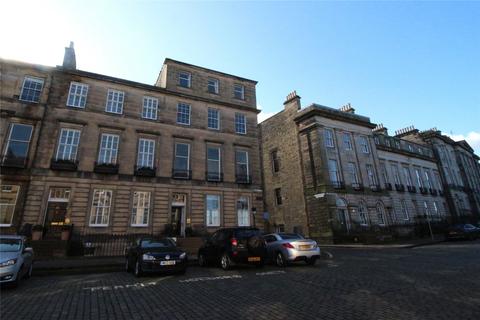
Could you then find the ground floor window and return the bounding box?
[376,203,386,225]
[0,185,20,226]
[237,197,250,226]
[358,202,368,225]
[131,191,150,226]
[206,195,220,227]
[89,189,112,226]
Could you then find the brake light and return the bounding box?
[231,238,238,247]
[282,243,294,249]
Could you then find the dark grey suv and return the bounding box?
[198,227,266,270]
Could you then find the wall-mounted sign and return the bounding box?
[172,193,187,206]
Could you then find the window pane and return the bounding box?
[10,124,33,141]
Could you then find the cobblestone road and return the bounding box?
[2,241,480,320]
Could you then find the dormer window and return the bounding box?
[179,72,191,88]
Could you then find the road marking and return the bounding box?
[83,276,173,292]
[323,251,334,259]
[255,270,286,276]
[179,274,242,283]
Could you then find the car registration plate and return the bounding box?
[160,261,176,266]
[248,257,261,262]
[300,245,311,250]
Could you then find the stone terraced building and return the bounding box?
[260,91,479,243]
[0,43,264,238]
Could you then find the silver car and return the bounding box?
[264,233,320,267]
[0,235,34,286]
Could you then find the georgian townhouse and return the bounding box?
[0,44,264,237]
[259,92,453,243]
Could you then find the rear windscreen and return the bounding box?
[234,229,261,239]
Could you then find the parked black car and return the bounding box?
[446,224,480,241]
[125,237,187,277]
[198,227,267,270]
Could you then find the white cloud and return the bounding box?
[447,131,480,154]
[257,111,276,123]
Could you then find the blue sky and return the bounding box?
[2,0,479,152]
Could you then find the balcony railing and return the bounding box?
[172,169,192,180]
[419,187,429,195]
[236,174,252,184]
[370,184,381,192]
[395,184,405,192]
[352,183,364,191]
[384,183,393,191]
[50,158,78,171]
[206,172,223,182]
[94,162,119,174]
[407,185,417,193]
[331,181,345,189]
[134,166,156,177]
[429,188,438,196]
[1,155,27,168]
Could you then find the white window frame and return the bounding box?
[19,76,44,103]
[0,185,20,227]
[207,146,221,179]
[403,167,413,186]
[237,196,250,226]
[359,136,370,153]
[66,82,89,108]
[176,103,191,125]
[392,164,401,185]
[89,189,112,227]
[358,202,368,226]
[206,195,221,227]
[137,138,155,168]
[415,168,423,188]
[208,78,219,94]
[376,203,386,226]
[234,84,245,100]
[343,132,352,150]
[235,113,247,134]
[235,150,250,178]
[98,134,119,164]
[55,128,81,161]
[366,164,377,186]
[324,129,335,148]
[174,143,190,171]
[432,201,439,216]
[142,96,158,120]
[400,200,409,220]
[347,162,359,184]
[424,170,432,189]
[131,191,151,227]
[207,108,220,130]
[328,159,340,183]
[178,72,191,88]
[105,89,125,114]
[3,123,33,160]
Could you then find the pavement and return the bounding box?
[2,240,479,320]
[321,236,446,249]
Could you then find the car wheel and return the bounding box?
[134,260,143,277]
[220,253,232,270]
[306,257,317,266]
[198,253,207,267]
[255,261,265,268]
[276,252,286,267]
[24,264,33,279]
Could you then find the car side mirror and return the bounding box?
[24,247,33,254]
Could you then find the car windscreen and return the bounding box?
[234,229,261,239]
[279,234,303,240]
[140,239,175,248]
[0,239,22,252]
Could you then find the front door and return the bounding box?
[337,208,350,233]
[46,202,68,226]
[171,206,183,236]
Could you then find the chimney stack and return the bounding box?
[283,90,301,111]
[339,103,355,114]
[63,41,76,69]
[373,123,388,135]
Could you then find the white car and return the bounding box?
[0,235,34,287]
[264,233,320,267]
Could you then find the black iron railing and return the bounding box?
[206,172,223,182]
[134,166,156,177]
[1,156,28,168]
[94,162,119,174]
[50,158,78,171]
[172,169,192,180]
[395,184,405,192]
